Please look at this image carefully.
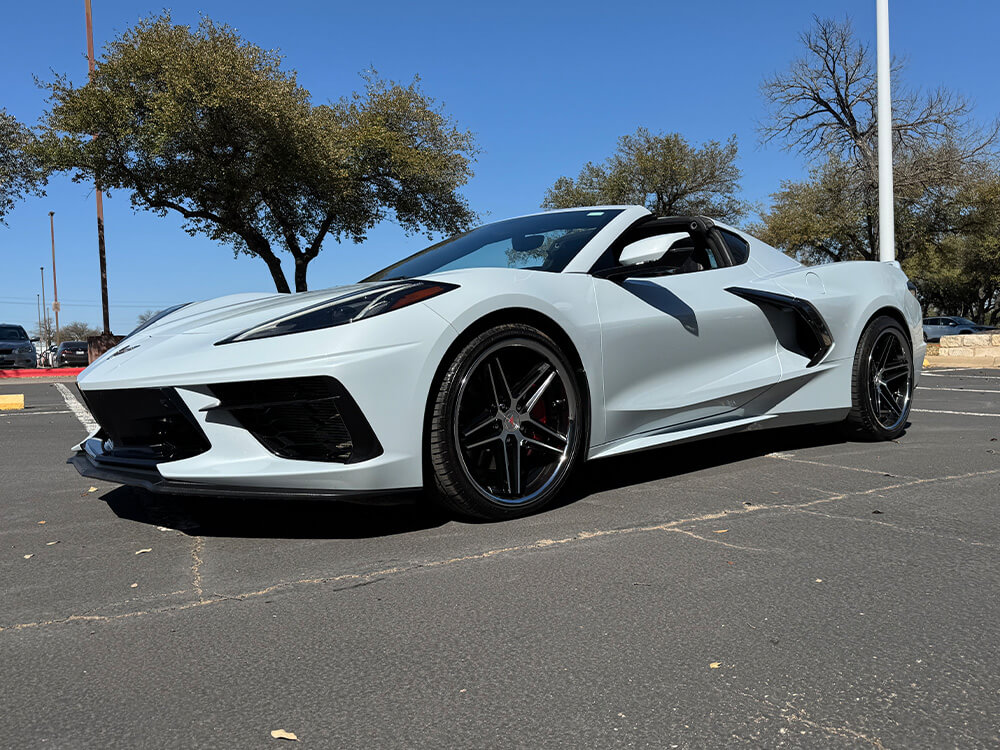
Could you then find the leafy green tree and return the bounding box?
[0,109,47,224]
[38,14,478,292]
[757,16,997,263]
[59,321,101,342]
[543,128,748,222]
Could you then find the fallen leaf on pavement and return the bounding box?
[46,541,59,546]
[135,548,152,555]
[23,554,33,559]
[815,578,823,583]
[37,521,46,525]
[713,529,728,534]
[872,510,883,514]
[130,583,138,588]
[709,662,721,669]
[88,487,98,493]
[270,729,299,741]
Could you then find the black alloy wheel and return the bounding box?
[847,315,914,440]
[428,323,585,520]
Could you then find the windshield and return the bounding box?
[0,326,28,340]
[365,209,623,281]
[953,317,978,326]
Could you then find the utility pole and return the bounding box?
[36,294,42,349]
[876,0,895,262]
[85,0,111,334]
[49,211,61,344]
[40,267,49,348]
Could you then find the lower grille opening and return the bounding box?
[207,376,382,464]
[79,388,211,466]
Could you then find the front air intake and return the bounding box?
[79,387,211,465]
[207,376,382,463]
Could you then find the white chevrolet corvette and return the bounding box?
[71,206,924,519]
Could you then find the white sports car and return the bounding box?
[71,206,924,519]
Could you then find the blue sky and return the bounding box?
[2,0,998,334]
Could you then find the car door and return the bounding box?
[592,225,782,445]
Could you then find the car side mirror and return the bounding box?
[30,336,39,342]
[619,232,691,267]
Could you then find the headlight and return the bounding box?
[17,344,34,353]
[218,280,457,345]
[124,302,194,340]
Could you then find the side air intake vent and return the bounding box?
[725,287,834,367]
[207,376,382,463]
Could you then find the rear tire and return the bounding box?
[427,323,586,520]
[846,315,914,440]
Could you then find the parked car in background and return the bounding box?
[41,344,58,367]
[0,324,39,368]
[922,316,998,342]
[54,341,90,367]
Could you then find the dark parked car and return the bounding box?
[0,324,39,368]
[922,316,998,342]
[54,341,90,367]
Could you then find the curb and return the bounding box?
[923,356,1000,369]
[0,368,84,379]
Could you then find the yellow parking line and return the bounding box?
[0,394,25,410]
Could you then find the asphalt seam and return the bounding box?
[4,466,998,636]
[790,507,1000,551]
[766,453,921,480]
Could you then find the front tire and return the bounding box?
[428,323,586,520]
[847,315,914,440]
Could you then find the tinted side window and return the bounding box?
[720,230,750,265]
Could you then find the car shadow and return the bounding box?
[101,422,889,538]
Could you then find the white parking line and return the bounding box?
[54,382,97,432]
[917,386,1000,393]
[913,408,1000,418]
[922,372,1000,379]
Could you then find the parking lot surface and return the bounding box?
[2,369,999,748]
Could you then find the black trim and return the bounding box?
[725,287,834,367]
[589,215,727,278]
[68,447,417,504]
[77,387,211,466]
[207,376,383,464]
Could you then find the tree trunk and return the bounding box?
[294,256,310,292]
[244,236,291,293]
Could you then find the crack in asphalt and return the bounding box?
[791,507,1000,551]
[737,692,888,748]
[3,467,999,635]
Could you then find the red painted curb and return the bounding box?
[0,368,85,379]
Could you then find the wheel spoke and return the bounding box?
[514,362,551,404]
[524,371,557,414]
[878,384,903,417]
[525,418,568,446]
[494,357,514,407]
[880,361,910,380]
[522,436,564,455]
[463,412,498,439]
[511,439,522,495]
[466,434,502,450]
[486,363,504,410]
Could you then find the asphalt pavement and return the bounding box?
[1,369,999,749]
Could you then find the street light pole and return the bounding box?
[40,267,49,348]
[49,211,61,344]
[876,0,895,262]
[85,0,111,334]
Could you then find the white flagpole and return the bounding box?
[876,0,895,262]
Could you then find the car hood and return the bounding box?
[129,282,395,340]
[0,339,32,347]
